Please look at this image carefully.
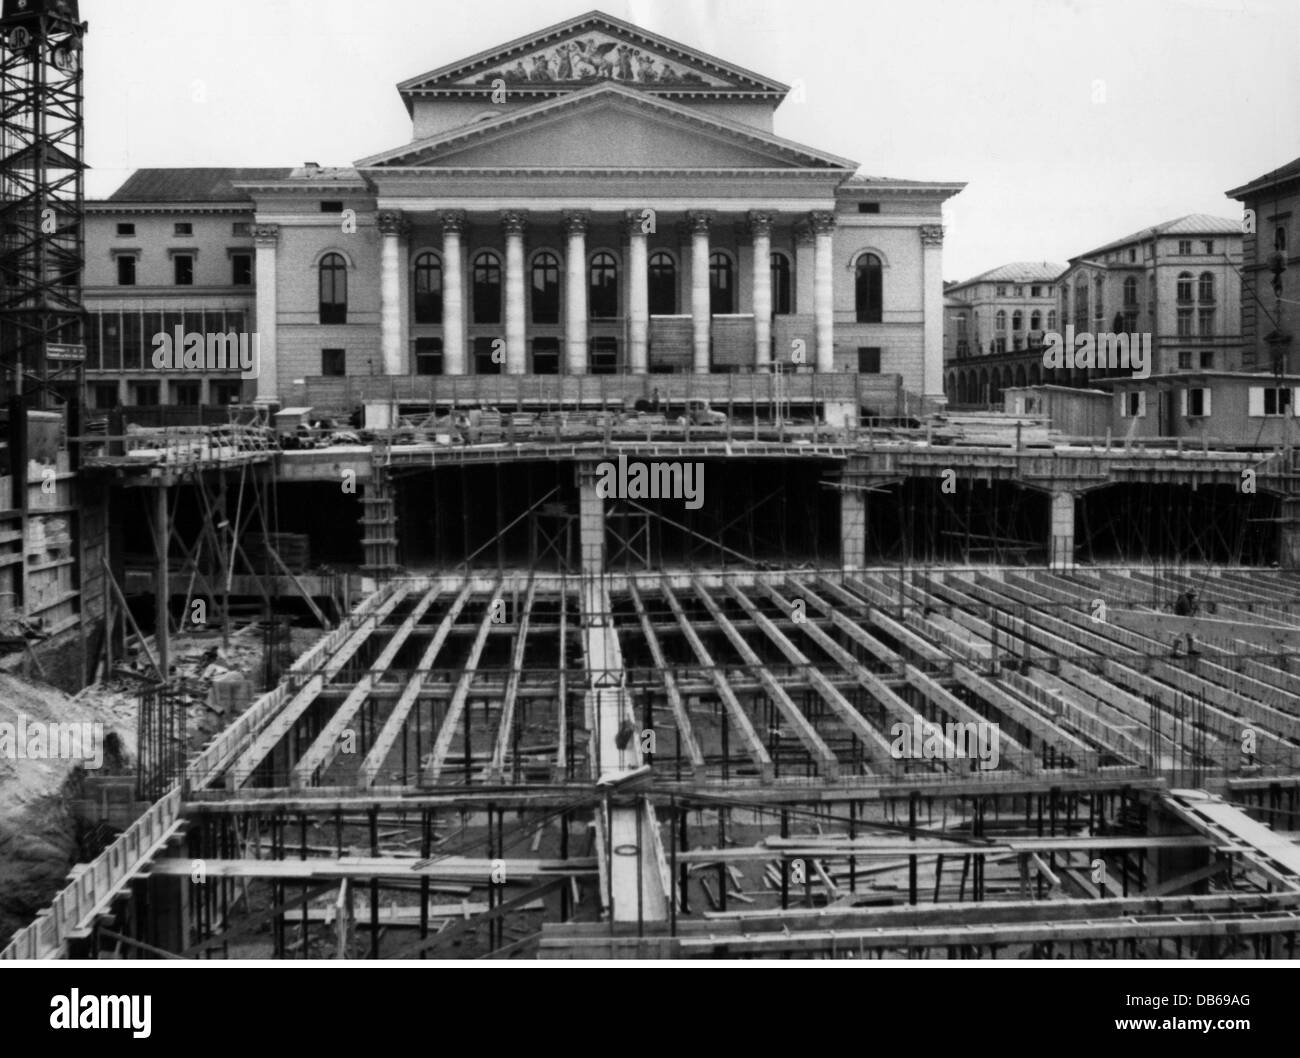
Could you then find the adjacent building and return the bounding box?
[942,261,1063,404]
[1227,155,1298,374]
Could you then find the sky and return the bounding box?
[80,0,1300,281]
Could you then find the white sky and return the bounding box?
[81,0,1300,280]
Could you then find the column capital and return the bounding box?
[377,210,408,237]
[920,224,945,246]
[252,223,280,246]
[562,210,590,237]
[500,209,529,236]
[747,210,776,238]
[440,209,467,234]
[808,210,837,236]
[623,209,651,238]
[686,210,714,235]
[793,220,815,246]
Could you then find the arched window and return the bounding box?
[1012,310,1023,331]
[1176,271,1194,303]
[1030,310,1041,331]
[709,252,734,314]
[1093,275,1104,318]
[1198,272,1215,303]
[1075,281,1089,326]
[648,251,676,315]
[413,253,442,324]
[473,252,502,324]
[589,252,618,319]
[531,251,560,324]
[770,252,791,315]
[855,253,882,323]
[1123,275,1138,306]
[319,253,347,324]
[1047,310,1057,330]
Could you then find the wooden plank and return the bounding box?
[486,577,536,783]
[629,580,706,778]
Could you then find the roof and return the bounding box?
[842,173,966,192]
[950,262,1066,288]
[1073,214,1241,261]
[1226,155,1300,200]
[106,168,294,203]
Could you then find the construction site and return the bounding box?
[2,3,1300,963]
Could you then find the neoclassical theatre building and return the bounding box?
[83,11,963,415]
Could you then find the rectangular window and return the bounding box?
[1013,286,1023,296]
[122,311,142,370]
[1177,309,1193,336]
[92,383,119,410]
[1178,351,1193,370]
[321,348,346,377]
[231,253,252,286]
[232,222,251,237]
[1249,386,1294,416]
[1197,308,1214,336]
[1178,240,1192,255]
[1182,387,1210,417]
[588,337,618,375]
[414,337,443,376]
[473,336,501,375]
[1121,391,1146,417]
[1128,249,1136,262]
[857,347,881,373]
[531,337,560,375]
[130,381,160,407]
[1200,351,1214,369]
[174,254,194,286]
[116,255,136,286]
[174,222,193,237]
[172,381,201,406]
[116,222,135,237]
[320,201,344,213]
[1203,240,1214,254]
[996,286,1006,297]
[1030,285,1041,297]
[857,203,880,214]
[211,381,243,405]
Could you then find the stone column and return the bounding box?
[440,211,466,376]
[921,224,946,403]
[841,484,866,571]
[625,210,649,373]
[502,209,528,375]
[750,211,774,371]
[688,210,713,374]
[378,211,406,375]
[564,210,589,376]
[1049,490,1075,571]
[252,223,279,404]
[810,210,836,373]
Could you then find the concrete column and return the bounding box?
[252,224,279,403]
[440,211,466,376]
[378,211,405,375]
[750,211,774,371]
[564,210,589,376]
[810,210,836,373]
[688,210,712,374]
[1049,490,1075,571]
[921,224,946,404]
[502,210,528,375]
[625,211,649,373]
[840,482,866,571]
[1281,496,1300,569]
[578,464,605,576]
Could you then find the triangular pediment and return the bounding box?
[398,10,788,101]
[358,84,856,171]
